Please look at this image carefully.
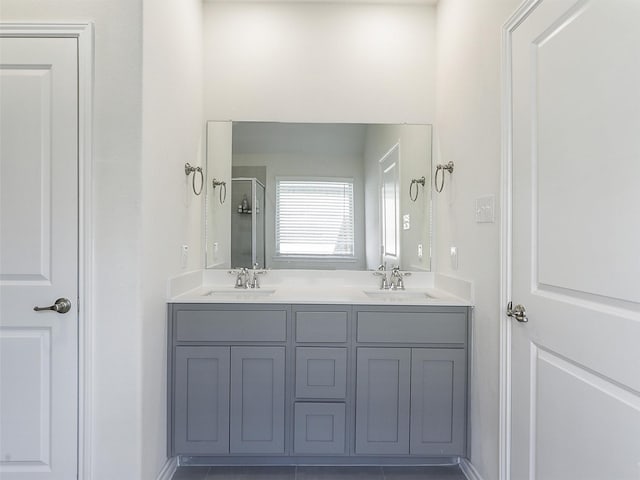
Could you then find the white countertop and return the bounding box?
[167,269,473,307]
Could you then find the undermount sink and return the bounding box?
[204,288,276,297]
[363,289,436,301]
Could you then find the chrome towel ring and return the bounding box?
[409,176,426,202]
[185,163,204,196]
[434,161,454,193]
[212,178,227,204]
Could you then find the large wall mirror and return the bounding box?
[205,121,432,271]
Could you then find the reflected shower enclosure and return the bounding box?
[231,178,266,269]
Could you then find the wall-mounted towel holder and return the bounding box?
[185,163,204,196]
[212,178,227,204]
[409,176,426,202]
[434,161,454,193]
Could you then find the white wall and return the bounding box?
[1,1,145,478]
[2,1,204,479]
[203,1,436,124]
[141,0,204,479]
[434,1,521,479]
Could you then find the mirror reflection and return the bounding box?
[205,122,432,271]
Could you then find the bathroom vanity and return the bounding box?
[167,286,471,466]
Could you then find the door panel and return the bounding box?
[0,66,53,282]
[509,1,640,478]
[0,330,51,466]
[295,347,347,399]
[230,346,285,454]
[355,347,410,455]
[410,348,466,456]
[0,37,78,480]
[294,403,346,455]
[173,347,230,455]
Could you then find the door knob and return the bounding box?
[34,297,72,314]
[506,301,528,323]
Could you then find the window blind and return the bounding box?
[276,179,355,257]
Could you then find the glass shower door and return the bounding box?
[255,180,265,269]
[230,178,266,269]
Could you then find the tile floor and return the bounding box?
[171,465,467,480]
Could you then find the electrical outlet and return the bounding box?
[418,243,423,259]
[180,244,189,269]
[450,246,458,270]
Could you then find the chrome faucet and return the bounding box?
[248,263,267,289]
[230,267,249,289]
[390,266,411,290]
[374,263,390,290]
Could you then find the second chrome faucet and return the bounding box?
[231,263,267,289]
[374,264,410,290]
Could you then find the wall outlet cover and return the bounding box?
[180,244,189,269]
[450,246,458,270]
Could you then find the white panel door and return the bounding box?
[0,37,78,479]
[380,143,400,267]
[509,1,640,479]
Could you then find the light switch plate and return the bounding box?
[475,195,495,223]
[450,246,458,270]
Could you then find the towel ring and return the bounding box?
[409,176,426,202]
[185,163,204,196]
[434,161,454,193]
[212,178,227,204]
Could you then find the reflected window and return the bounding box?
[276,178,355,258]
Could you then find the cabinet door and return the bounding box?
[296,347,347,399]
[410,348,466,455]
[230,346,286,454]
[174,346,230,454]
[355,348,410,454]
[294,403,346,455]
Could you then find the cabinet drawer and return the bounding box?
[296,347,347,399]
[356,310,467,344]
[295,311,348,343]
[176,309,287,342]
[294,403,346,455]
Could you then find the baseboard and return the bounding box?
[156,457,177,480]
[459,458,485,480]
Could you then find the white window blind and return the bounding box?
[276,179,355,257]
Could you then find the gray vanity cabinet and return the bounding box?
[355,348,411,454]
[169,303,469,463]
[168,304,288,456]
[292,306,350,456]
[353,306,468,457]
[410,348,466,455]
[174,346,230,455]
[295,347,347,399]
[230,346,285,454]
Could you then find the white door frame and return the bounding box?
[0,22,94,480]
[498,2,541,480]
